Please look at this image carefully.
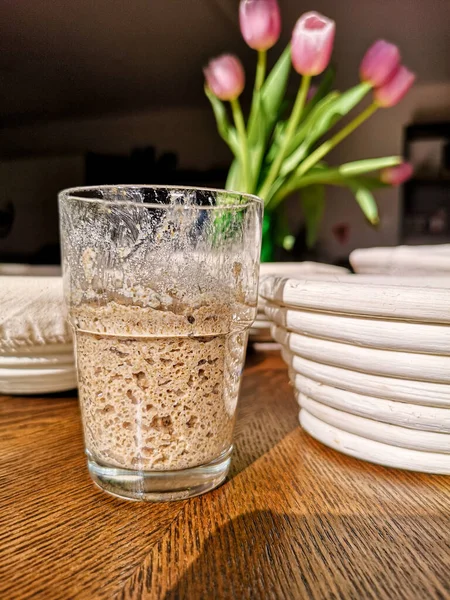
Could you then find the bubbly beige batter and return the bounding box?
[73,301,247,471]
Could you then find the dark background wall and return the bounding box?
[1,0,449,261]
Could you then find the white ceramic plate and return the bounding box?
[293,374,450,433]
[1,344,74,357]
[300,409,450,474]
[255,311,269,321]
[0,353,75,368]
[298,394,450,453]
[259,261,348,277]
[0,264,62,277]
[250,319,272,329]
[273,325,450,384]
[265,303,450,355]
[350,245,450,275]
[259,274,450,323]
[282,348,450,407]
[0,366,77,394]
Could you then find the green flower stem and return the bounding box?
[270,154,401,211]
[230,97,251,192]
[270,171,340,210]
[255,50,267,92]
[259,74,311,202]
[293,101,379,180]
[245,50,267,191]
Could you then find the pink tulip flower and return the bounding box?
[360,40,401,87]
[239,0,281,51]
[291,12,335,76]
[380,162,414,185]
[374,65,415,107]
[204,55,245,101]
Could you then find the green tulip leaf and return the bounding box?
[267,88,338,177]
[226,159,241,190]
[281,82,373,179]
[246,45,292,190]
[303,81,372,143]
[265,174,290,207]
[261,44,292,125]
[302,65,336,119]
[264,67,334,175]
[266,120,288,162]
[247,91,268,191]
[280,93,340,176]
[301,184,325,248]
[351,176,390,190]
[339,156,401,176]
[282,157,401,190]
[205,86,240,157]
[248,92,266,147]
[351,184,379,225]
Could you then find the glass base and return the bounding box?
[87,447,232,501]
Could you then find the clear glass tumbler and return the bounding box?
[59,185,262,501]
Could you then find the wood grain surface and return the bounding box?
[1,350,449,600]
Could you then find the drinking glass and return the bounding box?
[59,185,263,501]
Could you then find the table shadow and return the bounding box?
[163,509,450,600]
[228,366,299,480]
[164,510,304,600]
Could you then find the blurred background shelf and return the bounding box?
[402,120,450,245]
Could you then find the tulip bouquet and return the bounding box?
[204,0,415,260]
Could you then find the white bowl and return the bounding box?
[350,244,450,275]
[260,261,348,277]
[265,303,450,355]
[251,262,349,344]
[250,319,272,329]
[260,274,450,323]
[0,365,77,394]
[261,271,450,472]
[300,410,450,475]
[284,348,450,407]
[298,394,450,453]
[0,263,62,277]
[293,373,450,433]
[273,324,450,384]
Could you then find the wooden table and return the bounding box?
[1,351,449,600]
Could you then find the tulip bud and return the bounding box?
[239,0,281,51]
[291,12,335,76]
[204,55,245,101]
[306,85,318,103]
[380,162,414,185]
[360,40,400,87]
[374,65,415,107]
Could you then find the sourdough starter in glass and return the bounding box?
[59,185,262,500]
[73,298,247,471]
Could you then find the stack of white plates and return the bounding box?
[249,297,273,343]
[350,244,450,275]
[250,262,349,344]
[0,276,76,394]
[260,273,450,474]
[0,263,62,276]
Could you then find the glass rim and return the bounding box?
[59,184,263,210]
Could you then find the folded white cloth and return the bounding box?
[0,276,72,353]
